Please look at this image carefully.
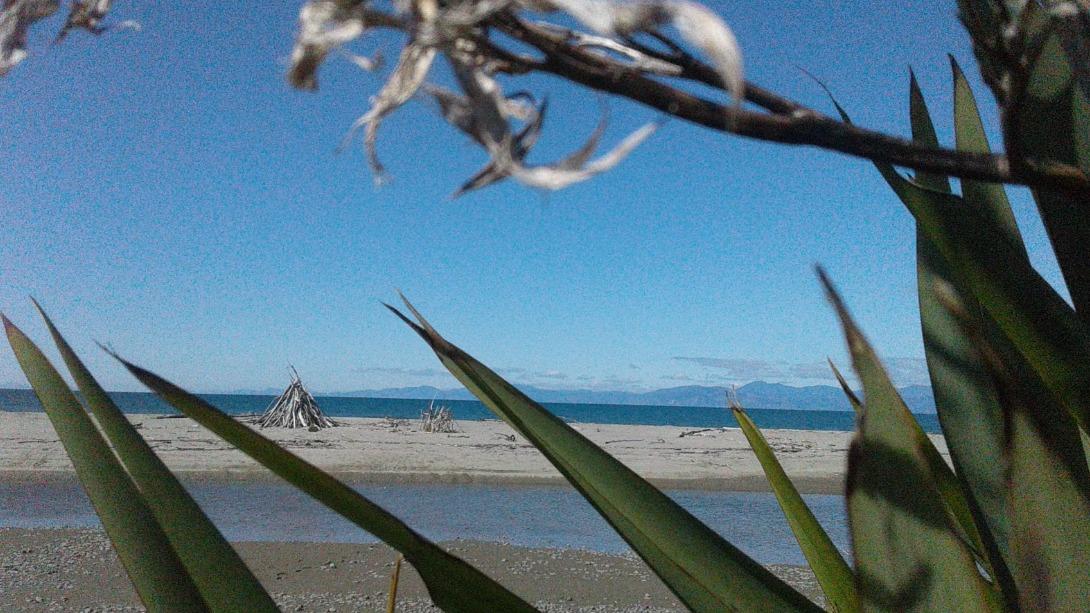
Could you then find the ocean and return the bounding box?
[0,388,942,433]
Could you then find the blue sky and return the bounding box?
[0,1,1067,393]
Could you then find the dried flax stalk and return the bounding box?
[0,0,59,76]
[287,0,744,193]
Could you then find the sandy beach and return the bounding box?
[1,410,945,611]
[0,411,948,493]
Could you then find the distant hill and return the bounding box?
[327,381,937,413]
[3,379,936,413]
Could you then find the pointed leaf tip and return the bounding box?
[397,293,437,333]
[815,266,843,312]
[383,303,419,331]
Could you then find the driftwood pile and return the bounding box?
[255,369,337,430]
[420,401,457,433]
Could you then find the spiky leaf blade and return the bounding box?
[839,74,1090,610]
[33,303,277,612]
[387,300,820,613]
[732,404,858,612]
[822,89,1090,459]
[116,357,537,613]
[818,274,995,612]
[1015,9,1090,316]
[909,66,1013,594]
[937,280,1090,611]
[3,317,208,612]
[828,359,862,414]
[840,70,1090,606]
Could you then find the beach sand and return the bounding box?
[0,411,949,493]
[0,528,823,611]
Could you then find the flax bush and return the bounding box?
[6,1,1090,611]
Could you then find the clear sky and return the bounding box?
[0,1,1068,394]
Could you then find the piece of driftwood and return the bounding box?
[420,400,456,433]
[678,427,726,438]
[255,367,337,430]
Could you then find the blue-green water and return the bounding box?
[0,388,941,433]
[0,479,850,566]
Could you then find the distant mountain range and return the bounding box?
[320,381,937,413]
[2,380,936,413]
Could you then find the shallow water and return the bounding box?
[0,479,850,566]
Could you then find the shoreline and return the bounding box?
[0,469,847,494]
[0,411,949,494]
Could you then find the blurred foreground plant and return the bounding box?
[7,0,1090,611]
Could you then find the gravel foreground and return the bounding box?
[0,528,824,612]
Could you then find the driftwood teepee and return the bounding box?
[255,367,337,429]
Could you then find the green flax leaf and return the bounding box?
[817,272,995,612]
[731,402,858,612]
[879,163,1090,446]
[936,282,1090,611]
[941,57,1021,596]
[832,72,1090,609]
[909,66,1014,597]
[33,302,277,612]
[2,316,209,612]
[950,58,1022,240]
[1016,10,1090,315]
[827,359,862,414]
[908,69,951,192]
[115,357,538,613]
[387,298,820,613]
[823,80,1090,462]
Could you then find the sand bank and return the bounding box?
[0,411,949,493]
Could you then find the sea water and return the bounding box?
[0,388,941,433]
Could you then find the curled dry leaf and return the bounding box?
[564,29,682,75]
[450,92,548,196]
[449,58,659,193]
[342,49,383,72]
[55,0,130,42]
[542,0,743,99]
[343,43,437,181]
[507,120,659,189]
[288,0,368,90]
[0,0,59,77]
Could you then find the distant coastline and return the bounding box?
[142,380,939,413]
[0,386,941,433]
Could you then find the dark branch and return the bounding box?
[361,8,1090,195]
[492,16,1090,195]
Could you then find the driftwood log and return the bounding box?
[255,368,337,430]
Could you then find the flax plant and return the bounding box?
[7,1,1090,611]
